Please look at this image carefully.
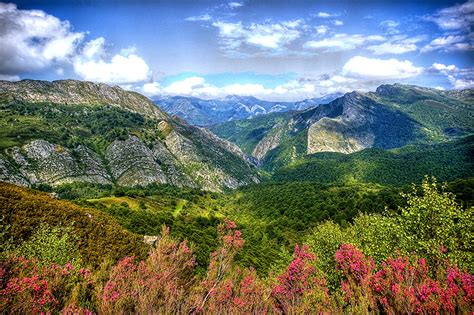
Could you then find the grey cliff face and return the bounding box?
[0,80,261,191]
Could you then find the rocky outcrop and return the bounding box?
[105,136,167,186]
[5,141,112,186]
[0,79,262,191]
[252,124,284,160]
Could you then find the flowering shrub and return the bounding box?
[1,218,472,314]
[335,243,376,312]
[98,226,196,314]
[336,244,474,314]
[192,219,246,313]
[0,256,93,314]
[272,244,333,313]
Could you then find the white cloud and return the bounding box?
[212,20,302,52]
[185,14,211,22]
[73,37,151,84]
[424,0,474,30]
[316,12,336,18]
[379,20,400,34]
[367,42,417,55]
[431,63,456,71]
[228,2,243,8]
[430,62,474,89]
[421,35,473,52]
[139,76,321,102]
[0,2,84,76]
[304,34,385,52]
[0,74,20,81]
[367,35,425,55]
[142,82,162,95]
[315,25,329,35]
[342,56,423,79]
[333,20,344,26]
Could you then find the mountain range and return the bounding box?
[154,93,342,126]
[211,84,474,171]
[0,80,472,193]
[0,80,260,192]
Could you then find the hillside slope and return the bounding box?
[0,182,148,266]
[272,136,474,186]
[0,80,261,191]
[212,84,474,170]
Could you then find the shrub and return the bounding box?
[272,244,333,313]
[1,256,93,314]
[12,223,81,267]
[97,226,196,314]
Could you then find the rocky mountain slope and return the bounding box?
[211,84,474,170]
[0,80,260,191]
[154,93,341,126]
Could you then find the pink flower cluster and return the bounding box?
[335,244,474,314]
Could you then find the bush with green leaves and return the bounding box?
[12,223,82,267]
[306,177,474,285]
[397,177,473,271]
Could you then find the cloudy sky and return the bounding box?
[1,0,473,101]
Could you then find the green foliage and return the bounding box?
[0,101,162,152]
[12,223,81,267]
[306,177,474,281]
[397,177,473,271]
[272,136,474,186]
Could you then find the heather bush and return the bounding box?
[271,244,334,314]
[97,226,195,314]
[192,219,246,313]
[335,243,377,313]
[0,256,93,314]
[335,244,474,314]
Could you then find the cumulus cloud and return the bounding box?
[430,62,474,89]
[212,20,302,53]
[315,25,329,35]
[73,37,151,84]
[185,14,211,22]
[333,20,344,26]
[421,35,473,53]
[0,2,84,76]
[0,3,153,84]
[342,56,423,80]
[138,76,319,101]
[304,34,385,52]
[424,0,474,30]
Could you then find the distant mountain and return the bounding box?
[154,93,342,126]
[0,80,261,191]
[211,84,474,171]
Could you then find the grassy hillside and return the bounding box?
[272,136,474,186]
[0,182,148,267]
[0,101,161,152]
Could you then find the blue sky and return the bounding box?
[0,0,472,100]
